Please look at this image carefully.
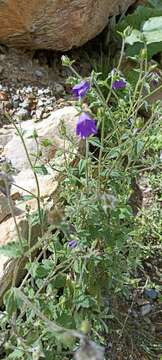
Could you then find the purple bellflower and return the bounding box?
[72,80,90,98]
[76,112,97,139]
[68,240,77,249]
[112,79,126,90]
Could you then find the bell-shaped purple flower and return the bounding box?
[72,80,90,98]
[112,79,126,90]
[68,240,77,249]
[76,113,97,139]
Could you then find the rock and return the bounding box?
[0,193,11,223]
[0,91,8,101]
[37,99,44,107]
[35,70,44,78]
[144,288,159,301]
[0,0,135,50]
[4,106,78,171]
[141,303,152,316]
[0,126,14,147]
[25,86,33,94]
[16,108,29,120]
[12,95,20,109]
[35,108,44,119]
[11,169,58,208]
[54,83,65,96]
[2,106,79,204]
[38,89,44,96]
[20,100,30,110]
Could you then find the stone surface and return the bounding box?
[4,106,78,171]
[0,0,135,50]
[0,193,11,223]
[1,106,78,209]
[141,303,152,316]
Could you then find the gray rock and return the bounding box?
[35,70,43,78]
[141,303,152,316]
[54,83,64,95]
[20,100,30,110]
[16,108,29,120]
[45,98,54,106]
[12,95,20,109]
[12,95,20,102]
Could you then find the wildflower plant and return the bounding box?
[0,33,162,360]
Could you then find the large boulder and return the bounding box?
[0,0,135,50]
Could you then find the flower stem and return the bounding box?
[85,138,89,191]
[98,114,105,192]
[5,114,44,235]
[3,176,23,250]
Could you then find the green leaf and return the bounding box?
[125,29,143,45]
[143,16,162,32]
[108,148,120,159]
[116,5,162,57]
[41,138,53,147]
[0,242,23,258]
[78,159,86,175]
[34,165,48,175]
[3,288,21,317]
[21,195,34,201]
[148,0,162,8]
[89,137,103,148]
[51,274,66,289]
[126,17,162,45]
[8,349,24,359]
[117,5,162,32]
[135,140,144,156]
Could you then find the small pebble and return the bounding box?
[141,303,152,316]
[26,86,33,94]
[37,99,44,107]
[37,89,44,96]
[45,99,52,106]
[35,70,44,78]
[16,108,29,120]
[43,88,51,95]
[20,100,30,110]
[35,108,44,119]
[144,288,159,301]
[54,83,64,95]
[46,106,53,112]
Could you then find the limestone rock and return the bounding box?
[0,193,11,223]
[3,106,78,201]
[4,106,78,171]
[0,0,135,50]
